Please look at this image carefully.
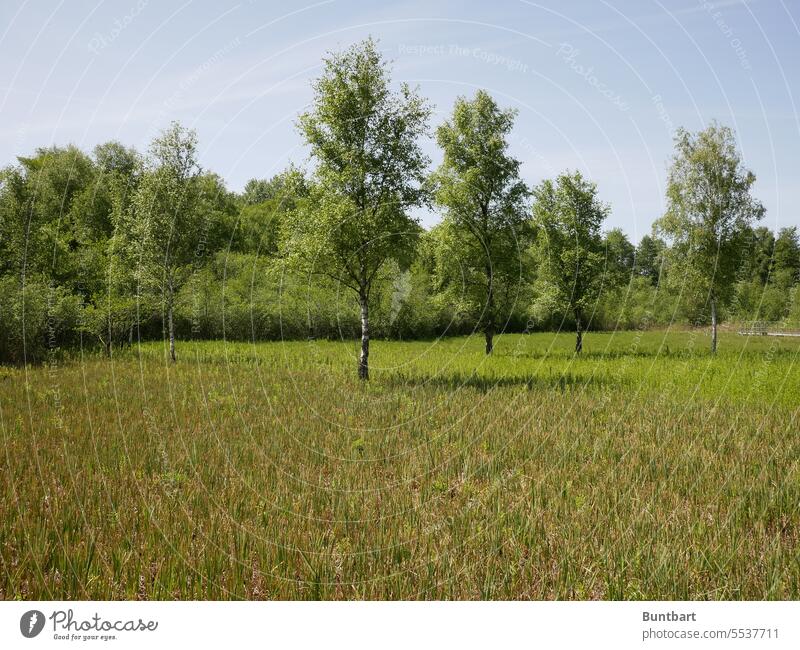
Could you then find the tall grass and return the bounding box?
[1,330,799,599]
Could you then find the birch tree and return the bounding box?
[532,171,607,354]
[286,38,430,380]
[656,123,764,353]
[430,90,530,355]
[130,122,201,362]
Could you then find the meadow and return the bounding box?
[1,329,799,599]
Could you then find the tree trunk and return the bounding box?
[167,281,176,363]
[575,314,583,354]
[358,293,369,380]
[710,294,717,355]
[103,315,112,357]
[485,264,494,355]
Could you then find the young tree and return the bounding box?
[656,123,764,353]
[285,38,430,379]
[430,90,530,355]
[129,122,202,362]
[532,171,608,353]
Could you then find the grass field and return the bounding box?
[1,329,799,599]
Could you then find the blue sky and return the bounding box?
[1,0,797,240]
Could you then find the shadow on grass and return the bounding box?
[496,347,783,361]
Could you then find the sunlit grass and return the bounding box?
[1,330,799,599]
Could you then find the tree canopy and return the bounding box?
[285,37,431,379]
[656,123,764,352]
[532,171,608,353]
[430,90,531,354]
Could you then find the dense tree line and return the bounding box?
[2,38,798,372]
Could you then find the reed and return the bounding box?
[1,330,798,599]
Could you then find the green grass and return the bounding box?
[1,330,799,599]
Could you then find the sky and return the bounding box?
[0,0,798,241]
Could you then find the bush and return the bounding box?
[0,275,83,363]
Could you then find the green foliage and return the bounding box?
[0,41,796,364]
[130,122,202,283]
[532,171,608,350]
[739,226,775,285]
[430,90,531,353]
[232,168,307,255]
[240,170,307,206]
[603,228,635,287]
[0,144,132,359]
[288,38,430,293]
[773,226,800,287]
[634,234,665,286]
[655,123,764,346]
[0,146,100,284]
[126,122,204,360]
[287,37,431,378]
[0,275,82,363]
